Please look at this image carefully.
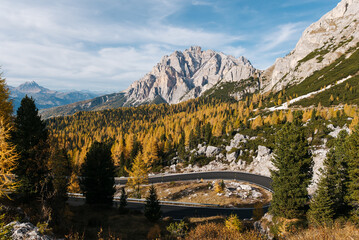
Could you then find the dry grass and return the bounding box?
[185,222,263,240]
[287,223,359,240]
[119,180,271,208]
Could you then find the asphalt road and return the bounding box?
[125,202,269,220]
[115,171,273,191]
[69,171,272,219]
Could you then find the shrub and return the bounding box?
[225,214,243,232]
[166,220,188,238]
[185,222,262,240]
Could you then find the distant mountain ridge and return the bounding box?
[40,47,260,118]
[9,81,101,110]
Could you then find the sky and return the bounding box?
[0,0,340,92]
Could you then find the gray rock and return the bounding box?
[226,151,238,162]
[205,146,220,157]
[197,146,207,155]
[247,146,273,177]
[7,222,52,240]
[124,46,259,106]
[226,133,248,152]
[254,213,274,240]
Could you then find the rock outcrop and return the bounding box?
[7,222,52,240]
[124,46,260,105]
[262,0,359,92]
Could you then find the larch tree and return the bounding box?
[0,118,18,198]
[270,122,313,219]
[126,151,149,198]
[0,72,13,123]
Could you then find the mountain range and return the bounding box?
[40,0,359,119]
[9,81,102,110]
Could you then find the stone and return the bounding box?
[247,146,274,177]
[197,145,207,155]
[7,222,52,240]
[205,146,220,157]
[239,184,252,191]
[226,133,248,152]
[226,151,238,162]
[328,124,350,138]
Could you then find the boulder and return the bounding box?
[226,151,238,162]
[197,145,207,155]
[247,145,274,177]
[254,213,274,240]
[7,222,52,240]
[205,146,220,157]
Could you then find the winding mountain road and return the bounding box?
[69,171,272,219]
[116,171,272,191]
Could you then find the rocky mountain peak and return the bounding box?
[262,0,359,92]
[123,47,260,106]
[16,81,49,93]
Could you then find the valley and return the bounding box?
[1,0,359,239]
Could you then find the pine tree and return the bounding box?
[270,122,313,219]
[80,141,115,205]
[307,175,335,226]
[188,129,196,149]
[144,185,161,222]
[118,187,128,214]
[346,125,359,221]
[325,130,350,217]
[11,96,49,196]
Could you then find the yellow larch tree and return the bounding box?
[0,118,18,198]
[126,152,149,197]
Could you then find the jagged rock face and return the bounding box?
[262,0,359,92]
[124,46,259,105]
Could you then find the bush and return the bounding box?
[225,214,243,232]
[0,213,12,240]
[185,222,262,240]
[166,220,188,238]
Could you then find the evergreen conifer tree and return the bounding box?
[80,141,115,205]
[347,125,359,221]
[326,130,350,216]
[308,130,350,225]
[307,175,335,226]
[270,122,313,219]
[11,96,49,196]
[144,185,161,222]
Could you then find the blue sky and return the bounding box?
[0,0,339,91]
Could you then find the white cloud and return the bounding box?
[0,0,245,91]
[260,22,307,52]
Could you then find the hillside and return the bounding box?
[44,0,359,194]
[262,0,359,92]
